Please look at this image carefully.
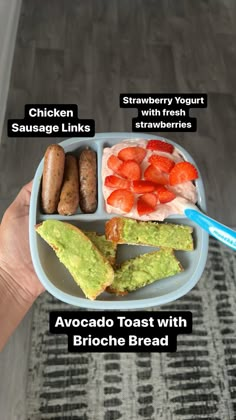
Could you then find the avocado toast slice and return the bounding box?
[36,220,114,300]
[106,217,193,251]
[84,231,117,267]
[108,248,183,295]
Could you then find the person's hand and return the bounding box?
[0,181,44,301]
[0,181,45,350]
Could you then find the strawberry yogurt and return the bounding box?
[102,139,198,221]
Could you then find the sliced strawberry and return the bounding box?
[144,165,169,185]
[105,175,131,190]
[156,185,176,203]
[107,155,123,174]
[169,162,198,185]
[137,193,158,216]
[107,189,134,213]
[132,180,156,193]
[118,160,141,181]
[141,192,158,207]
[148,155,175,173]
[137,201,154,216]
[118,147,147,164]
[146,139,174,153]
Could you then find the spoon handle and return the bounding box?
[184,208,236,251]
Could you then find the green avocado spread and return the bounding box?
[36,220,114,299]
[84,232,117,266]
[111,249,182,293]
[122,219,193,251]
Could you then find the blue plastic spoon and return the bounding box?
[184,204,236,251]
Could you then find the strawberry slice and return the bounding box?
[148,155,175,173]
[156,185,176,203]
[140,192,158,207]
[132,180,156,193]
[107,189,134,213]
[169,162,198,185]
[118,147,147,164]
[107,155,123,174]
[144,165,169,185]
[118,160,141,181]
[105,175,131,190]
[137,202,155,216]
[146,139,174,153]
[137,193,158,216]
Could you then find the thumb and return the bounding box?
[10,180,33,214]
[24,180,33,194]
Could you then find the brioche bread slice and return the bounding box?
[105,217,193,251]
[107,248,183,295]
[84,231,117,267]
[36,220,114,300]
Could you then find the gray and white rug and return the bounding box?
[26,238,236,420]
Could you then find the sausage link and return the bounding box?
[41,144,65,214]
[78,148,97,213]
[58,155,79,215]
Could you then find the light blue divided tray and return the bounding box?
[29,132,209,309]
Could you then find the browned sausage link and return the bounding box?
[58,155,79,215]
[79,148,97,213]
[41,144,65,214]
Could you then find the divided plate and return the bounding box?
[29,132,209,309]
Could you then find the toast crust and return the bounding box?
[105,217,125,243]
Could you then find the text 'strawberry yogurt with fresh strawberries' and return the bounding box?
[102,139,198,221]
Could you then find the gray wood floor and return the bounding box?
[0,0,236,419]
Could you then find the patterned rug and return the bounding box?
[26,238,236,420]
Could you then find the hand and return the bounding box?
[0,181,45,300]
